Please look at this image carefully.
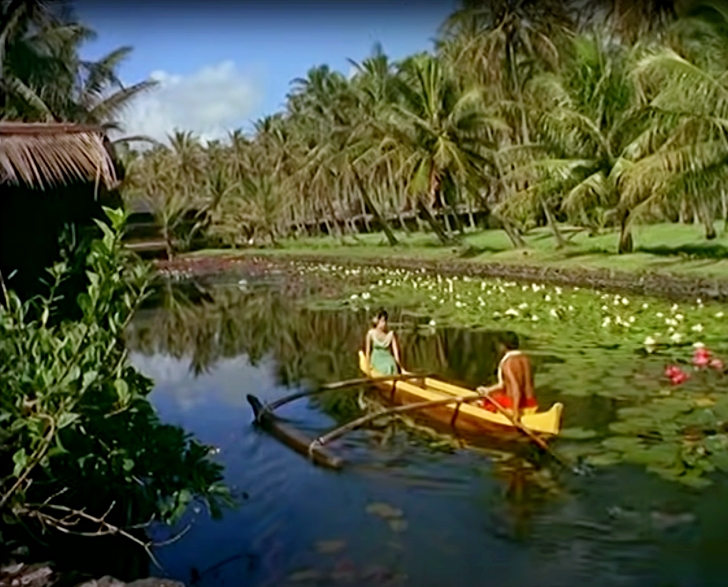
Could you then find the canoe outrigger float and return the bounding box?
[358,351,563,436]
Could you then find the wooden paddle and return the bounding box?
[260,372,433,417]
[478,392,576,472]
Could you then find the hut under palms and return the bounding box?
[0,122,125,303]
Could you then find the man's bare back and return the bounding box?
[501,353,535,407]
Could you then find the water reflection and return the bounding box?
[125,276,728,587]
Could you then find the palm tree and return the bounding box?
[615,19,728,245]
[499,33,652,250]
[0,0,156,130]
[380,54,504,245]
[438,0,575,145]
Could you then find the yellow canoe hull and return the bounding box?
[358,351,563,436]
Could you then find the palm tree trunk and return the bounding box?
[353,170,398,246]
[540,197,567,249]
[396,209,410,234]
[467,197,476,230]
[499,215,527,248]
[699,202,716,240]
[618,211,633,254]
[425,164,456,246]
[358,192,371,233]
[418,197,454,246]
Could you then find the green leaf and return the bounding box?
[12,448,27,477]
[122,458,134,472]
[57,412,80,430]
[82,370,99,389]
[602,436,645,453]
[586,452,622,467]
[114,379,130,403]
[560,427,598,440]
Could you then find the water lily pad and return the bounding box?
[560,427,598,440]
[602,436,645,453]
[586,452,622,467]
[388,519,408,533]
[366,502,403,519]
[315,539,346,554]
[675,469,713,489]
[288,568,325,582]
[621,444,679,468]
[650,511,696,530]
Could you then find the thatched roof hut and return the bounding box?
[0,122,126,306]
[0,122,120,190]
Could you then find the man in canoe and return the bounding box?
[476,332,537,422]
[364,308,403,375]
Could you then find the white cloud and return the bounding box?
[116,60,263,145]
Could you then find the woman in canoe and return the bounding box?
[477,332,538,421]
[364,309,403,375]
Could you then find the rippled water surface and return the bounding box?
[125,274,728,587]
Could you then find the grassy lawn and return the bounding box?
[189,222,728,280]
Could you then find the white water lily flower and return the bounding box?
[505,308,519,317]
[656,312,664,318]
[350,294,358,299]
[429,319,436,326]
[671,304,679,312]
[675,314,684,321]
[629,316,636,323]
[568,305,575,311]
[697,298,703,305]
[550,309,559,318]
[602,305,609,312]
[644,336,657,346]
[555,287,562,295]
[694,342,705,349]
[642,303,649,309]
[362,292,371,300]
[602,317,612,327]
[670,333,683,343]
[692,324,704,332]
[716,312,725,318]
[544,295,552,302]
[518,303,528,310]
[532,315,539,321]
[622,298,629,305]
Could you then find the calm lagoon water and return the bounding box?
[125,274,728,587]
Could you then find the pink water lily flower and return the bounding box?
[693,347,712,368]
[710,358,725,371]
[665,364,690,385]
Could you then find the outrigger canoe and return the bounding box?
[358,351,563,436]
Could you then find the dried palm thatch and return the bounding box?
[0,122,118,190]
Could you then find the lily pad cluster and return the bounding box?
[293,262,728,488]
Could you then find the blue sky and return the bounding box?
[74,1,455,142]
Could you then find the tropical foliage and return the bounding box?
[120,0,728,255]
[0,0,156,131]
[0,208,231,562]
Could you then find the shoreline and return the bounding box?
[155,250,728,303]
